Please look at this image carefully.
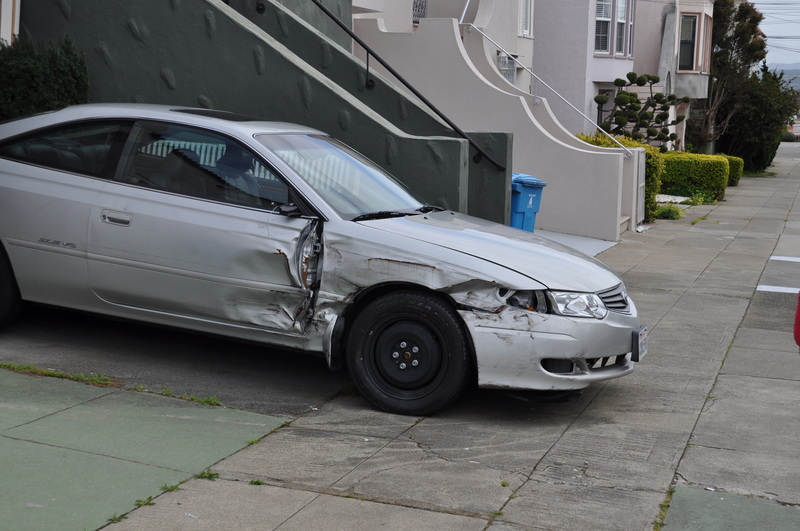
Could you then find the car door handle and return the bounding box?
[101,210,132,226]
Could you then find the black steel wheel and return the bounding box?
[346,291,472,415]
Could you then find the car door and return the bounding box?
[0,120,131,308]
[87,120,321,334]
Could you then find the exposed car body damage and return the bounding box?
[313,214,640,391]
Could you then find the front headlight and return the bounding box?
[547,291,608,319]
[506,290,608,319]
[506,290,549,313]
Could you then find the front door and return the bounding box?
[87,120,320,334]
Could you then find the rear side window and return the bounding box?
[0,121,131,178]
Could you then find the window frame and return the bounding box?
[615,0,627,56]
[595,0,612,53]
[700,13,713,73]
[678,13,699,71]
[628,0,636,56]
[595,0,635,57]
[116,120,292,211]
[519,0,533,38]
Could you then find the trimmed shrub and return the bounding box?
[718,154,744,186]
[654,204,684,220]
[577,133,664,223]
[0,35,89,121]
[661,152,729,201]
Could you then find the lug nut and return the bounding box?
[399,363,407,370]
[412,346,419,353]
[411,360,419,367]
[392,352,399,359]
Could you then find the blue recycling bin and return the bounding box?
[510,173,547,232]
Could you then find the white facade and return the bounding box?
[353,0,645,241]
[0,0,20,44]
[532,0,638,136]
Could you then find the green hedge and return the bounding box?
[718,154,744,186]
[577,133,664,223]
[661,152,729,201]
[0,36,89,121]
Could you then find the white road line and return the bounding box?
[756,285,800,294]
[760,256,800,293]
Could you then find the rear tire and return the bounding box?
[346,291,472,415]
[0,247,22,329]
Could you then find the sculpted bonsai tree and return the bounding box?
[594,72,690,149]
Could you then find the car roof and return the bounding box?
[0,103,324,138]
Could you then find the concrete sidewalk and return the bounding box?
[2,144,799,530]
[0,371,288,530]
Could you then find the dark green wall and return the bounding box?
[19,0,510,222]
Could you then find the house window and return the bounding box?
[520,0,533,37]
[679,14,698,70]
[701,14,713,72]
[412,0,427,24]
[497,53,518,85]
[595,0,611,52]
[616,0,627,55]
[596,0,635,56]
[628,1,636,56]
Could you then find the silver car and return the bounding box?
[0,104,647,415]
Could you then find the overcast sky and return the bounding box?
[752,0,800,66]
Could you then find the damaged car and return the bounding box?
[0,104,647,415]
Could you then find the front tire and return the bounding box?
[346,291,472,415]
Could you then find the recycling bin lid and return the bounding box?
[512,173,546,186]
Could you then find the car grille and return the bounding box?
[541,355,628,374]
[598,283,631,314]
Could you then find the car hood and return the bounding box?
[359,211,621,292]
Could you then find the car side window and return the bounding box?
[0,121,131,179]
[118,121,289,209]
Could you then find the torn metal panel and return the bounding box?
[461,307,638,390]
[440,279,508,312]
[221,288,309,332]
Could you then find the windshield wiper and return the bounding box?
[351,205,443,221]
[416,204,445,213]
[351,211,413,222]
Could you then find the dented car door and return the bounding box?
[87,186,319,334]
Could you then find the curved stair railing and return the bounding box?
[310,0,506,171]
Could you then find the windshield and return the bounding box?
[256,134,424,219]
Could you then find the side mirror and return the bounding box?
[278,204,302,217]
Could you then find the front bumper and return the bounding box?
[460,303,644,391]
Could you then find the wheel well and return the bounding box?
[0,240,23,328]
[0,241,20,291]
[329,282,478,374]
